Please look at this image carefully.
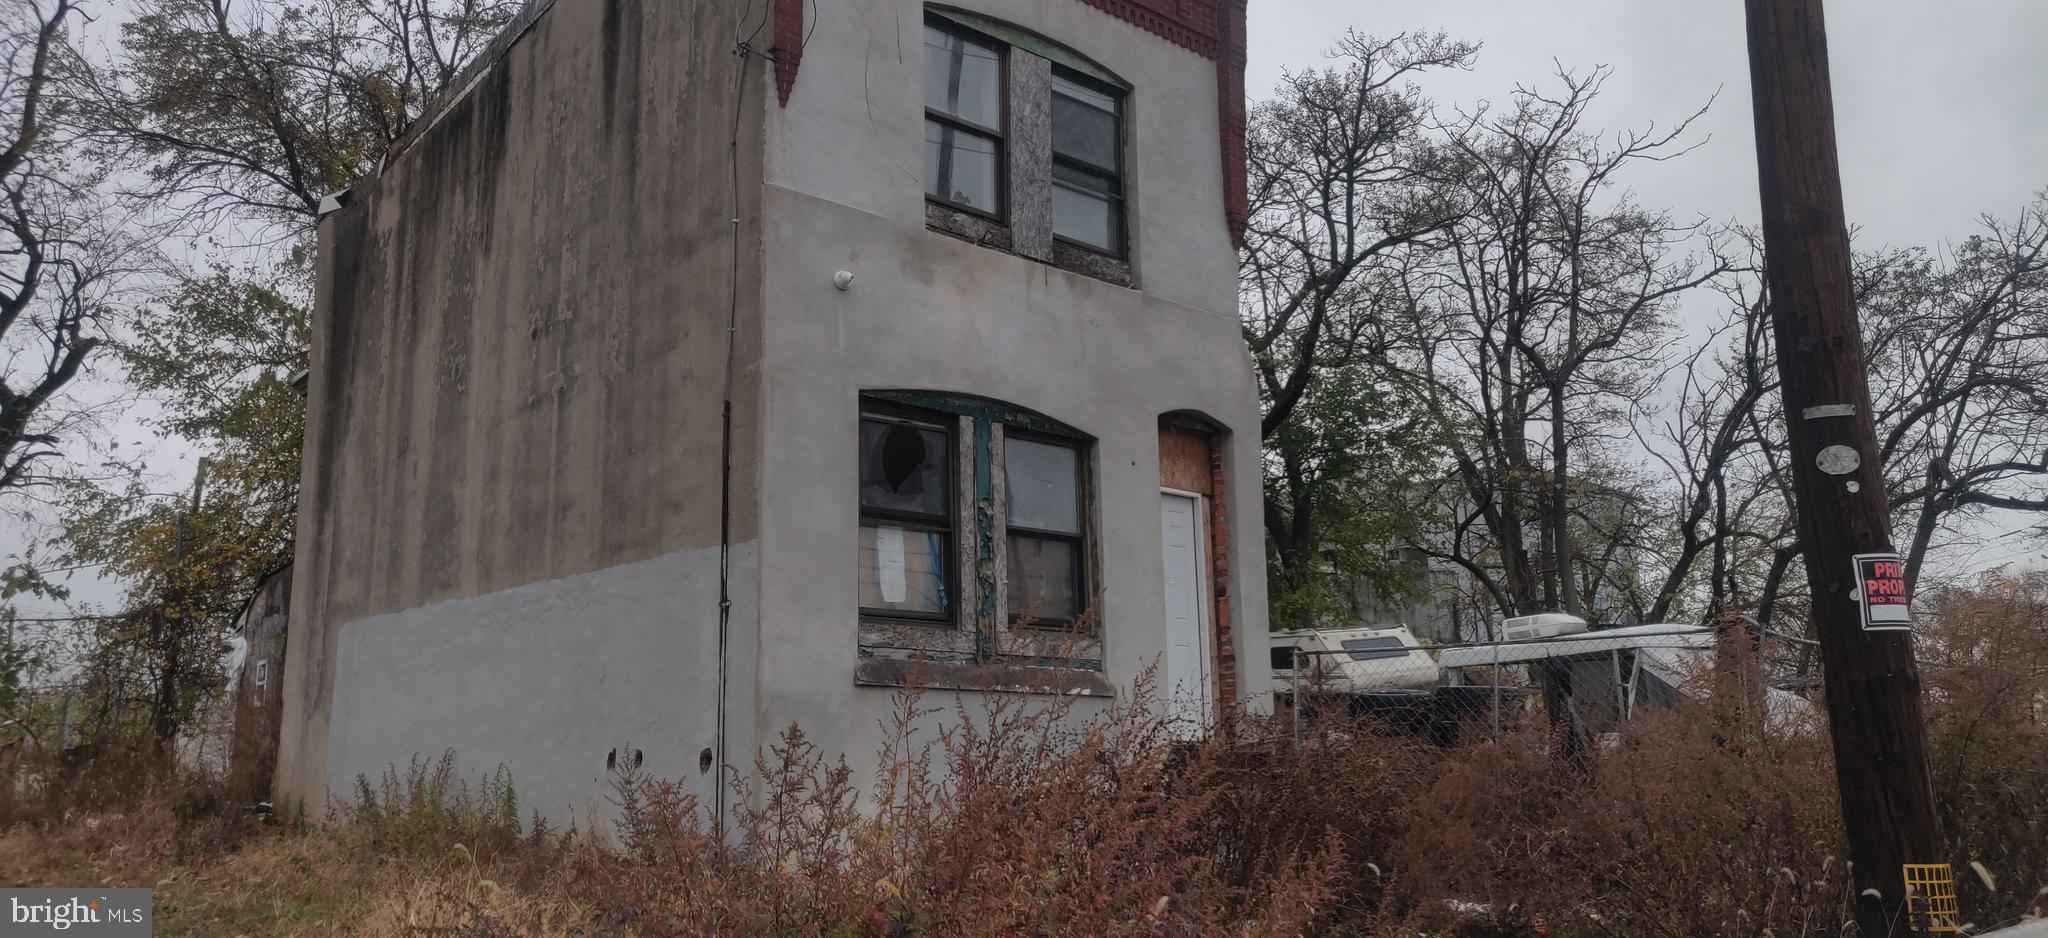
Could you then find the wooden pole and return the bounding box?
[151,458,209,745]
[1741,1,1945,933]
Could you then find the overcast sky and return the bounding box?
[1250,0,2048,252]
[9,0,2048,615]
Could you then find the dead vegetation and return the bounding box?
[0,653,2044,936]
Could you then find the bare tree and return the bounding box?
[1240,31,1475,623]
[1387,68,1725,620]
[62,0,519,234]
[0,0,151,493]
[1633,232,1783,623]
[1860,199,2048,594]
[1636,204,2048,635]
[1242,42,2043,643]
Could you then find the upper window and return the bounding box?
[1050,72,1124,255]
[923,23,1005,218]
[922,9,1132,267]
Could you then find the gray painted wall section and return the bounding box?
[327,544,756,824]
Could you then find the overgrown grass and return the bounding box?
[349,750,524,862]
[1,662,2044,936]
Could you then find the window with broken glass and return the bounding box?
[858,408,957,622]
[857,393,1098,671]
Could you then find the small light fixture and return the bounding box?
[833,270,855,291]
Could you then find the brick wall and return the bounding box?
[772,0,803,104]
[1206,434,1237,717]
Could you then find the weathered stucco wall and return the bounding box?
[284,0,1265,821]
[752,0,1270,783]
[279,0,769,816]
[770,0,1239,313]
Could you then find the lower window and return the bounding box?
[856,394,1094,638]
[1004,434,1086,625]
[857,409,956,621]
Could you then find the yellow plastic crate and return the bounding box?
[1903,863,1960,934]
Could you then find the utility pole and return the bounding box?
[1742,2,1947,935]
[151,458,209,745]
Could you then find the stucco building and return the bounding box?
[277,0,1267,823]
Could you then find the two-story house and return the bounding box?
[276,0,1267,823]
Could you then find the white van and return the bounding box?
[1269,624,1440,695]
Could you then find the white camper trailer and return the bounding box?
[1269,624,1439,695]
[1272,615,1817,748]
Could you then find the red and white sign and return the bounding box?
[1853,552,1912,631]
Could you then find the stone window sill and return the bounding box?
[926,202,1012,252]
[926,203,1134,290]
[1051,241,1135,289]
[855,656,1115,697]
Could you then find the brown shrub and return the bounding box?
[4,641,2045,937]
[1926,662,2048,927]
[571,679,1343,936]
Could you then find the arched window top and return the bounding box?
[928,5,1130,91]
[863,389,1090,440]
[1159,409,1227,436]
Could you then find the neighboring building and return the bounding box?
[277,0,1267,822]
[230,565,292,797]
[172,565,293,789]
[1350,547,1462,644]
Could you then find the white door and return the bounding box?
[1159,492,1214,737]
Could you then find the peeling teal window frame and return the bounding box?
[859,390,1095,665]
[973,417,997,657]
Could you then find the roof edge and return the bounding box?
[382,0,561,175]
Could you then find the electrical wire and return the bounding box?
[712,12,766,839]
